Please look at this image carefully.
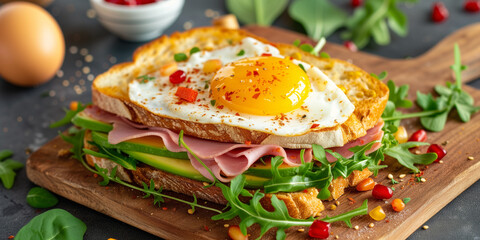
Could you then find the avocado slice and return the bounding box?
[91,131,189,160]
[244,158,298,178]
[72,111,113,132]
[124,151,269,188]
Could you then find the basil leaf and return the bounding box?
[27,187,59,208]
[226,0,288,26]
[15,209,86,240]
[289,0,347,40]
[384,142,437,173]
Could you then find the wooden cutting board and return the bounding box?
[27,24,480,240]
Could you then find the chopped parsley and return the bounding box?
[189,47,200,55]
[174,53,188,62]
[236,49,245,56]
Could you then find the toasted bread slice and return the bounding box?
[92,27,388,149]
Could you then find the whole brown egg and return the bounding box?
[0,2,65,87]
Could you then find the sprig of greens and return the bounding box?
[142,179,165,207]
[0,149,24,189]
[382,44,480,131]
[226,0,288,26]
[322,199,368,228]
[293,38,326,57]
[384,142,437,173]
[50,102,89,128]
[84,141,137,170]
[343,0,417,49]
[289,0,347,40]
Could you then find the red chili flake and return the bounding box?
[252,93,260,99]
[255,88,260,92]
[132,195,137,199]
[275,148,281,152]
[105,186,110,190]
[203,225,210,231]
[162,207,168,211]
[8,236,14,239]
[432,2,449,23]
[224,91,234,101]
[244,141,251,145]
[93,173,98,178]
[386,220,390,223]
[253,70,259,76]
[217,105,224,109]
[311,124,319,129]
[246,71,252,76]
[303,189,309,193]
[348,197,356,205]
[261,53,272,57]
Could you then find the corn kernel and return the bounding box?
[394,126,408,144]
[203,59,222,73]
[160,62,178,76]
[369,206,386,221]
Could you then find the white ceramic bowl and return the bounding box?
[90,0,184,42]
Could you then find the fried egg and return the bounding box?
[128,37,354,136]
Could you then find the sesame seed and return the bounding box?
[387,174,393,179]
[354,225,359,230]
[297,228,305,232]
[439,160,444,164]
[422,225,429,230]
[224,224,229,228]
[468,156,474,160]
[420,178,426,182]
[368,223,374,228]
[415,150,421,154]
[335,235,339,239]
[399,174,406,179]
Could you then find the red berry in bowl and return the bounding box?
[428,144,447,162]
[432,2,449,23]
[351,0,362,8]
[464,0,480,12]
[344,41,358,52]
[372,184,393,199]
[308,220,330,239]
[408,129,427,142]
[169,70,186,84]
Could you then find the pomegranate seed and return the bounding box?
[308,220,330,239]
[432,2,449,23]
[169,70,186,84]
[372,184,393,199]
[408,129,427,142]
[351,0,362,7]
[464,0,480,12]
[428,144,447,162]
[344,41,358,52]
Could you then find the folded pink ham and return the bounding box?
[84,106,383,182]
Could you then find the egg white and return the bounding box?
[128,37,354,136]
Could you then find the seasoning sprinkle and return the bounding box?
[224,224,229,228]
[354,225,359,230]
[187,209,194,215]
[297,228,305,232]
[399,174,406,179]
[368,223,375,228]
[468,156,474,160]
[422,225,429,230]
[420,178,426,182]
[387,174,393,179]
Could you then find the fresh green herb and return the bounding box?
[391,187,395,191]
[322,199,369,228]
[60,128,86,161]
[298,64,306,72]
[0,150,24,189]
[26,187,59,208]
[137,75,156,84]
[236,49,245,56]
[84,141,137,170]
[142,179,164,207]
[15,209,86,240]
[403,197,411,204]
[415,176,422,182]
[319,52,330,59]
[384,142,437,173]
[382,45,479,131]
[297,38,326,56]
[370,71,388,80]
[343,0,416,49]
[190,47,200,55]
[289,0,347,40]
[204,83,209,89]
[292,39,301,47]
[210,100,216,106]
[174,53,188,62]
[50,103,89,128]
[391,178,399,184]
[226,0,288,26]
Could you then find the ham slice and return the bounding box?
[83,107,383,182]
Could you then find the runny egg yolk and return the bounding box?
[210,56,311,116]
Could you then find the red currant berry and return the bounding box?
[308,220,330,239]
[372,184,393,199]
[169,70,186,84]
[464,0,480,12]
[432,2,449,23]
[351,0,362,8]
[428,144,447,162]
[344,41,358,52]
[408,129,427,142]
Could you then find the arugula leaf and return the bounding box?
[289,0,347,40]
[213,175,314,239]
[226,0,288,26]
[387,80,412,108]
[371,71,387,80]
[384,142,437,173]
[16,209,86,240]
[322,199,368,228]
[142,179,164,207]
[26,187,59,208]
[50,103,88,128]
[343,0,416,49]
[0,153,24,189]
[60,128,86,161]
